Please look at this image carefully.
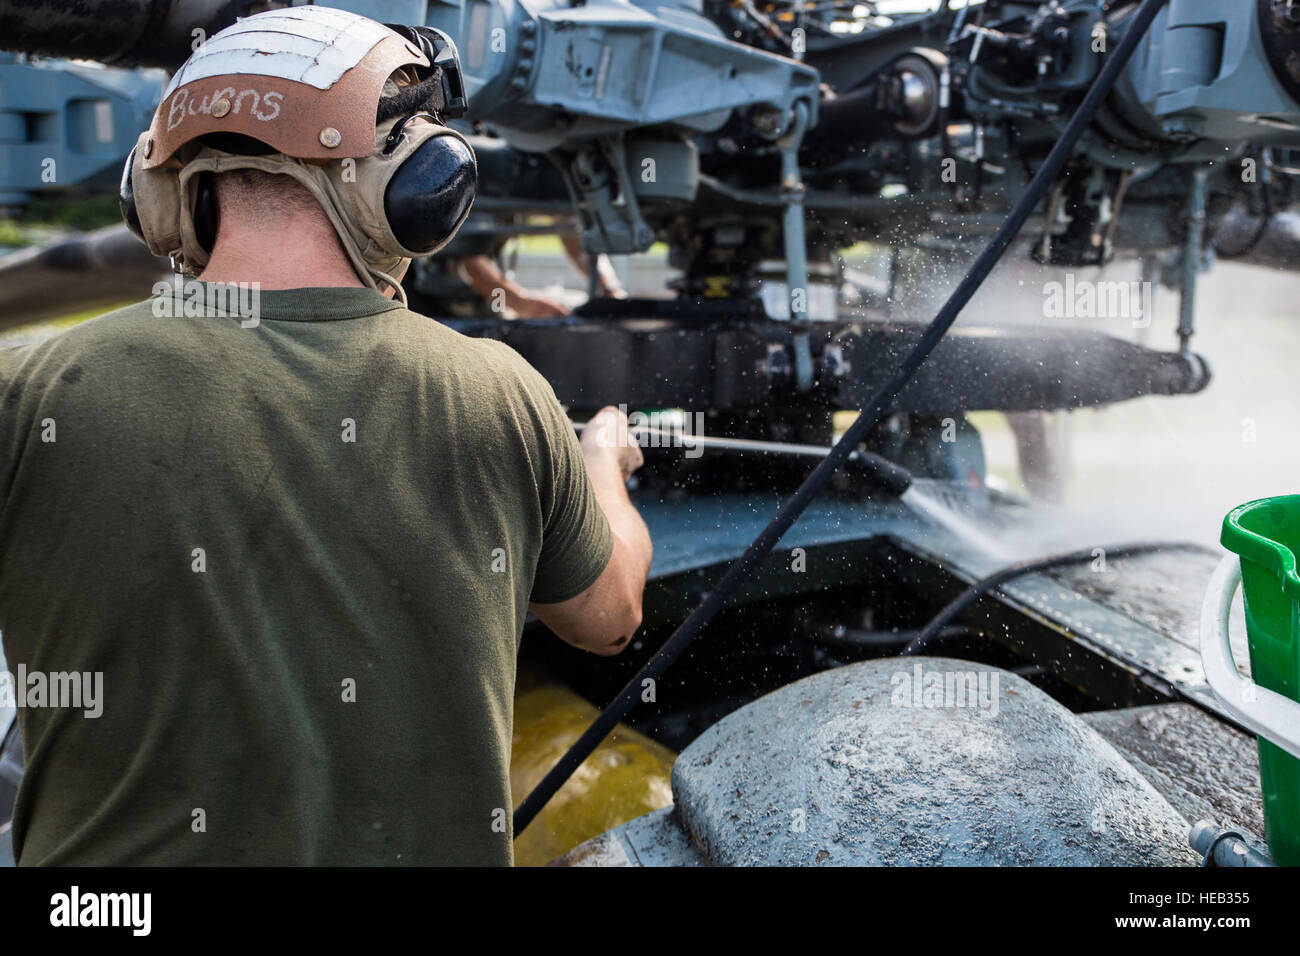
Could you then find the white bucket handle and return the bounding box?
[1200,553,1300,761]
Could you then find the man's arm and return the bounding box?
[457,254,571,318]
[529,406,652,656]
[559,234,628,300]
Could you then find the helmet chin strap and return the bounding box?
[177,150,411,308]
[365,263,410,306]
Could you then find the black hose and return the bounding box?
[899,541,1198,657]
[819,623,969,653]
[512,0,1171,837]
[1215,150,1275,260]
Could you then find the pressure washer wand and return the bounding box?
[570,420,914,496]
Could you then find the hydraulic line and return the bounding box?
[513,0,1172,837]
[1215,147,1276,260]
[1189,821,1275,867]
[899,541,1199,657]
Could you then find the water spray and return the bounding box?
[573,418,1021,559]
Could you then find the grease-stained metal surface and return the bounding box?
[510,677,675,867]
[1050,550,1254,679]
[668,659,1199,866]
[1083,703,1267,847]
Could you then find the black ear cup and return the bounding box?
[193,172,218,253]
[119,145,144,242]
[383,133,476,254]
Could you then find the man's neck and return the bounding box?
[199,219,365,290]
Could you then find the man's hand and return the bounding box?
[529,404,653,656]
[458,254,572,318]
[579,405,643,482]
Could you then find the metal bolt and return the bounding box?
[319,127,342,148]
[752,107,784,137]
[211,97,231,118]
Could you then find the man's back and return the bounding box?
[0,284,611,865]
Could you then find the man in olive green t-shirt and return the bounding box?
[0,164,652,865]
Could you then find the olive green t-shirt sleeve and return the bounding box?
[524,373,614,605]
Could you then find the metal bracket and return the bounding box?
[778,101,811,323]
[561,133,655,255]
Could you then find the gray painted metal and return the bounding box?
[1189,821,1275,867]
[1084,704,1267,853]
[0,54,165,207]
[669,658,1199,866]
[419,0,819,152]
[563,664,1214,867]
[1122,1,1300,149]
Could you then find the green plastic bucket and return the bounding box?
[1222,495,1300,865]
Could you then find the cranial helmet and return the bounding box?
[119,5,477,304]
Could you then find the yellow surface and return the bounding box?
[510,677,676,866]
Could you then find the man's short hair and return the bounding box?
[211,168,323,227]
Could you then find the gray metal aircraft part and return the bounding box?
[571,658,1201,866]
[0,54,165,208]
[1117,0,1300,149]
[442,314,1211,414]
[419,0,819,150]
